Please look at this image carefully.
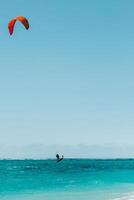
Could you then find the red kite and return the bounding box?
[8,16,29,35]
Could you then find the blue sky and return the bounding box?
[0,1,134,151]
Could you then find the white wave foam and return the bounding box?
[113,194,134,200]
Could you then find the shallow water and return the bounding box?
[1,159,134,199]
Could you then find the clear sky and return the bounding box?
[0,0,134,153]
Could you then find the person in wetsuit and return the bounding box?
[56,154,64,162]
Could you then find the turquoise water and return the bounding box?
[1,159,134,200]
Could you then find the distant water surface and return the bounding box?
[1,159,134,200]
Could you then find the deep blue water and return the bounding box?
[1,159,134,199]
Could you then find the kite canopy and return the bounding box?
[8,16,29,35]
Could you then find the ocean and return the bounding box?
[1,159,134,200]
